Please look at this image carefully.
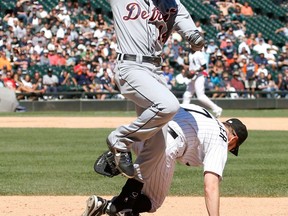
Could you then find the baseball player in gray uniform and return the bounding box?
[106,0,204,182]
[183,50,223,117]
[82,104,248,216]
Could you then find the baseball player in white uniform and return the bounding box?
[82,104,248,216]
[183,50,223,117]
[106,0,205,183]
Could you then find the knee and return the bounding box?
[159,98,179,119]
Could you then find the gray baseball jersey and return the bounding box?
[108,0,197,56]
[133,104,228,212]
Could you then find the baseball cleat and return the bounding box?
[188,30,205,51]
[107,139,135,179]
[82,195,108,216]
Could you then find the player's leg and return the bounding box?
[107,62,179,177]
[133,127,182,213]
[182,80,194,104]
[194,75,222,117]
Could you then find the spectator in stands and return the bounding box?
[213,54,226,75]
[58,70,77,92]
[281,41,288,53]
[229,54,241,74]
[54,0,67,12]
[40,23,53,40]
[230,70,245,97]
[265,48,277,70]
[3,12,17,30]
[238,36,251,55]
[240,2,254,16]
[3,70,17,91]
[95,13,109,30]
[254,52,268,66]
[48,49,58,65]
[255,32,265,44]
[93,24,106,42]
[222,72,239,99]
[73,63,90,93]
[225,27,237,43]
[37,5,48,19]
[232,24,245,40]
[216,1,234,17]
[175,67,189,89]
[32,31,46,46]
[30,50,41,64]
[58,9,71,28]
[15,21,26,40]
[15,0,29,25]
[206,39,218,55]
[256,71,270,98]
[89,76,103,99]
[195,20,205,35]
[275,22,288,38]
[17,73,45,100]
[275,70,288,98]
[55,50,66,66]
[253,38,268,55]
[231,6,244,26]
[40,49,50,65]
[246,33,257,48]
[209,70,226,98]
[100,69,116,100]
[28,10,40,28]
[216,26,227,42]
[56,22,66,40]
[277,50,288,72]
[222,38,237,67]
[266,39,279,55]
[209,14,222,31]
[244,57,258,98]
[0,51,12,71]
[43,68,59,99]
[14,52,29,74]
[163,64,176,90]
[256,63,269,77]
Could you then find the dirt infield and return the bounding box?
[1,116,287,216]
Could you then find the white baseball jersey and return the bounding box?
[132,104,228,212]
[188,50,206,71]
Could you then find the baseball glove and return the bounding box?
[184,70,198,80]
[94,150,120,177]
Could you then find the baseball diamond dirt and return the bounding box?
[0,116,287,216]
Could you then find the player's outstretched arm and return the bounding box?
[204,171,220,216]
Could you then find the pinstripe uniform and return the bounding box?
[132,104,228,212]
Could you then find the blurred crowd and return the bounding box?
[0,0,287,101]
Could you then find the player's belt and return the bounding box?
[117,53,162,66]
[168,126,178,139]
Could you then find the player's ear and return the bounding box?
[228,136,238,150]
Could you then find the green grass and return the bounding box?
[0,109,288,117]
[1,128,288,197]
